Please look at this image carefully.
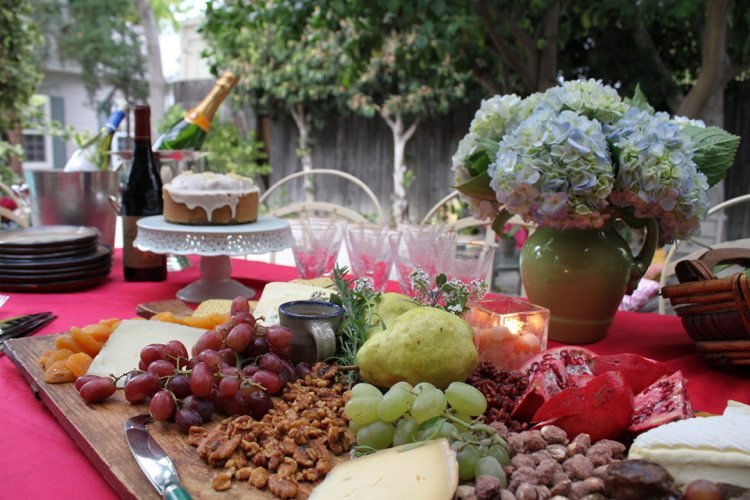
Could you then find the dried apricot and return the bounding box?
[44,359,76,384]
[66,352,93,378]
[44,348,73,370]
[55,334,85,353]
[71,327,104,356]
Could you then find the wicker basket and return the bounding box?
[661,248,750,369]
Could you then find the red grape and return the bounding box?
[192,330,224,356]
[684,480,721,500]
[221,391,249,416]
[218,348,238,367]
[295,362,312,379]
[230,296,250,315]
[164,340,189,367]
[194,349,223,372]
[265,325,293,350]
[246,390,273,420]
[274,345,292,361]
[243,336,269,358]
[231,312,256,328]
[251,369,282,394]
[124,372,161,404]
[219,376,241,397]
[258,352,283,374]
[79,377,116,403]
[75,375,101,392]
[140,343,166,367]
[149,390,176,421]
[226,323,254,353]
[241,364,259,377]
[183,395,215,423]
[165,374,191,399]
[147,359,176,378]
[175,408,203,434]
[189,362,215,397]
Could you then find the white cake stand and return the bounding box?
[134,215,291,303]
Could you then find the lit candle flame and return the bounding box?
[505,316,525,335]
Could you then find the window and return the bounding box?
[22,95,53,169]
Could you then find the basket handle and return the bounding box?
[697,248,750,271]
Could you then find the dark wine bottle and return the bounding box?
[122,105,167,282]
[152,71,238,151]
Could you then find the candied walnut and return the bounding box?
[277,457,298,478]
[225,449,247,469]
[292,446,314,468]
[500,490,517,500]
[268,473,298,499]
[546,444,568,462]
[212,470,234,491]
[550,479,572,496]
[563,455,595,481]
[208,434,242,466]
[536,458,562,485]
[187,426,209,446]
[314,458,333,476]
[512,454,536,470]
[567,433,591,455]
[509,466,540,492]
[235,467,253,481]
[540,425,568,445]
[267,449,285,471]
[475,475,503,500]
[249,467,269,489]
[456,484,478,500]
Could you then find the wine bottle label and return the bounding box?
[184,111,211,132]
[123,216,165,269]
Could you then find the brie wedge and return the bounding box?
[629,401,750,488]
[86,319,206,386]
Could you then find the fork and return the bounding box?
[0,312,57,355]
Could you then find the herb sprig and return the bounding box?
[328,265,380,386]
[409,270,488,316]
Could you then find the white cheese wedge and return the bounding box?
[253,282,332,326]
[309,439,458,500]
[629,401,750,488]
[86,319,206,387]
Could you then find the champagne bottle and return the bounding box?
[122,105,167,282]
[153,71,238,151]
[63,110,126,171]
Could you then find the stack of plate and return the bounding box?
[0,226,112,292]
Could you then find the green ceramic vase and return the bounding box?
[520,221,658,344]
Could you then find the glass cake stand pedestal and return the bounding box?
[134,215,291,303]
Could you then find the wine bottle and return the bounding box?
[122,105,167,282]
[63,110,126,171]
[152,71,238,151]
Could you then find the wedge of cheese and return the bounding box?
[629,401,750,488]
[309,439,458,500]
[253,281,332,326]
[86,319,206,386]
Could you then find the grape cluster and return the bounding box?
[345,381,511,484]
[76,297,312,433]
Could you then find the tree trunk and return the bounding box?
[382,113,418,224]
[290,105,315,202]
[677,0,730,119]
[133,0,167,132]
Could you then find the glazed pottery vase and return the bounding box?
[520,221,658,344]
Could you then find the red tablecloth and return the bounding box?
[0,252,748,499]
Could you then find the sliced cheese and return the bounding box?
[309,439,458,500]
[86,319,206,387]
[629,401,750,488]
[253,281,332,326]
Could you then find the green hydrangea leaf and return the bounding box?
[455,172,497,201]
[684,125,740,187]
[624,84,654,113]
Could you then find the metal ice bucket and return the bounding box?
[23,168,120,247]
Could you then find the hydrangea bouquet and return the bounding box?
[452,79,740,245]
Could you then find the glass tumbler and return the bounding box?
[437,240,496,289]
[289,218,345,279]
[391,223,457,296]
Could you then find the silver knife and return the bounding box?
[124,414,192,500]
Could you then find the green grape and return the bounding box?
[377,385,415,422]
[437,422,458,440]
[451,412,474,432]
[392,417,418,446]
[357,420,395,450]
[486,444,511,468]
[391,381,413,392]
[445,382,488,416]
[475,456,507,486]
[349,420,362,434]
[351,383,383,399]
[344,396,380,425]
[413,382,438,394]
[410,389,448,424]
[456,444,481,481]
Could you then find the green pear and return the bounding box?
[357,307,478,390]
[366,292,418,338]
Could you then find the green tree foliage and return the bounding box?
[0,0,44,184]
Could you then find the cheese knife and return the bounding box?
[124,414,192,500]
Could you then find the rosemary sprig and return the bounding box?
[328,264,380,386]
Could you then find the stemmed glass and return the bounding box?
[344,223,399,291]
[391,223,456,296]
[437,240,496,289]
[289,217,345,279]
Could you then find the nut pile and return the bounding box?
[189,364,353,499]
[457,423,629,500]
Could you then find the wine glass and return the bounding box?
[437,240,496,289]
[289,218,345,279]
[344,223,399,291]
[391,223,457,296]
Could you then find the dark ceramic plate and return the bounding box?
[0,241,101,260]
[0,226,99,248]
[0,260,111,280]
[0,245,112,272]
[0,243,112,269]
[0,273,110,293]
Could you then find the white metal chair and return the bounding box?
[259,168,385,224]
[658,193,750,314]
[0,181,29,228]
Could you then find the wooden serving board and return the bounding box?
[4,335,337,499]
